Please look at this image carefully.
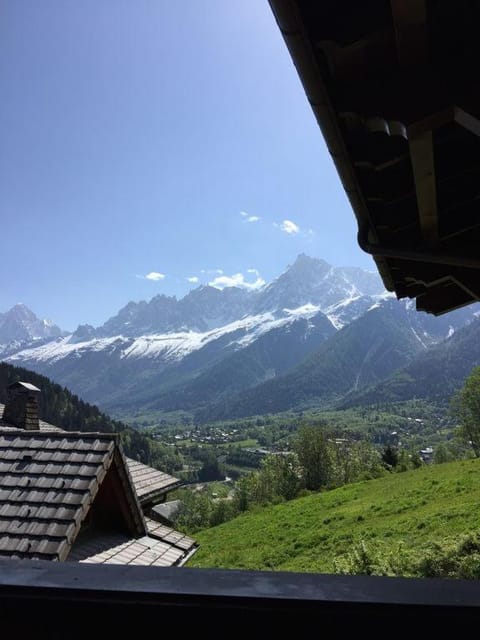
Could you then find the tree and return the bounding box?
[381,444,399,469]
[294,425,333,490]
[450,366,480,457]
[260,454,301,501]
[198,450,224,481]
[231,454,301,509]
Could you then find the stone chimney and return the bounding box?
[3,381,41,430]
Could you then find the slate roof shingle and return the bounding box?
[125,458,180,504]
[0,404,197,566]
[0,429,115,561]
[0,402,197,565]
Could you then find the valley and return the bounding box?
[2,254,479,579]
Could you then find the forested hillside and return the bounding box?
[0,362,152,463]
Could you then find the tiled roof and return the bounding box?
[0,430,115,561]
[145,517,196,553]
[0,402,197,566]
[1,404,179,499]
[68,530,190,567]
[68,518,197,566]
[125,458,180,504]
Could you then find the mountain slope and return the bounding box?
[4,307,334,410]
[342,315,480,407]
[196,300,437,421]
[123,310,336,413]
[0,362,152,462]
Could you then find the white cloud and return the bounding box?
[240,211,260,223]
[280,219,300,234]
[247,268,260,276]
[187,276,199,284]
[209,272,266,291]
[145,272,165,281]
[200,268,223,275]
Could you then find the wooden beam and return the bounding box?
[409,106,480,138]
[408,129,439,245]
[390,0,439,245]
[416,282,475,315]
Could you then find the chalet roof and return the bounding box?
[0,403,180,499]
[0,405,197,566]
[0,429,118,561]
[126,458,181,505]
[269,0,480,315]
[68,533,186,566]
[68,519,196,567]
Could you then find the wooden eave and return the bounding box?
[269,0,480,315]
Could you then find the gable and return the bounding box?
[0,431,117,560]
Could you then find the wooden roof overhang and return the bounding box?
[125,458,181,507]
[269,0,480,315]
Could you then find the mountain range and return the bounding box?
[1,254,479,422]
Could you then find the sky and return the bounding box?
[0,0,376,330]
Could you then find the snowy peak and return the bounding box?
[91,255,386,338]
[98,294,179,337]
[337,266,386,297]
[71,324,97,343]
[255,255,384,316]
[5,304,335,369]
[0,304,63,344]
[49,255,385,339]
[177,285,254,331]
[97,286,254,337]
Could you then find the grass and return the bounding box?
[187,458,480,574]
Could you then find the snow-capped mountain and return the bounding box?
[0,304,63,347]
[93,254,387,338]
[255,254,385,319]
[97,285,254,337]
[1,255,478,418]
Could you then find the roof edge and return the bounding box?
[112,448,147,537]
[268,0,395,291]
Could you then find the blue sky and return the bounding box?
[0,0,376,330]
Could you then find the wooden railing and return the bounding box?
[1,557,479,635]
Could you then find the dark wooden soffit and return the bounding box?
[268,0,480,315]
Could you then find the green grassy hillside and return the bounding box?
[188,458,480,575]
